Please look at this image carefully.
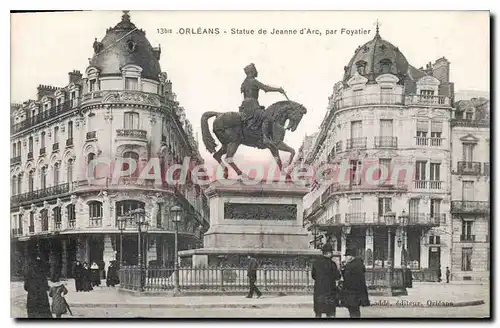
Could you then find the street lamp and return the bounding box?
[128,208,149,292]
[399,209,409,267]
[117,216,127,266]
[171,205,182,294]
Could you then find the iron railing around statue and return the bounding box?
[118,266,407,293]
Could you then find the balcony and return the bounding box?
[333,93,404,110]
[413,180,443,190]
[68,220,76,229]
[89,217,103,227]
[116,129,147,140]
[460,234,476,242]
[371,213,398,225]
[39,147,46,156]
[451,119,489,128]
[335,141,342,153]
[10,182,71,206]
[415,137,444,147]
[54,221,62,231]
[457,161,481,175]
[81,90,162,107]
[66,138,73,147]
[345,212,367,225]
[321,214,342,226]
[405,95,451,107]
[10,100,73,134]
[28,225,34,234]
[327,181,409,194]
[407,213,443,226]
[483,163,490,176]
[374,136,397,148]
[451,201,490,214]
[346,137,367,150]
[86,131,97,141]
[27,152,33,160]
[52,143,59,152]
[10,156,21,165]
[11,228,22,237]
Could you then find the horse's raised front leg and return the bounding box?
[224,141,243,177]
[213,146,228,179]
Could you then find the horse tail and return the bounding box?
[201,111,221,154]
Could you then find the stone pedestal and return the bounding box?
[102,234,115,274]
[179,180,320,266]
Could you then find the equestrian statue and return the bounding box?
[201,63,308,178]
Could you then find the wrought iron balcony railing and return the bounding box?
[68,220,76,229]
[54,222,62,230]
[457,161,481,175]
[11,100,73,134]
[407,213,443,226]
[345,212,367,224]
[405,94,451,106]
[11,228,22,237]
[332,93,405,110]
[10,156,21,165]
[374,136,397,148]
[483,163,490,176]
[451,119,489,128]
[413,180,443,190]
[89,217,103,227]
[346,137,367,150]
[116,129,147,140]
[451,201,490,214]
[10,182,71,205]
[460,234,476,242]
[415,137,444,147]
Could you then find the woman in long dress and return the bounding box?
[49,282,68,318]
[24,257,52,318]
[90,262,101,287]
[81,262,93,292]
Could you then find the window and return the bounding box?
[67,159,74,182]
[462,220,473,237]
[54,126,59,143]
[356,61,367,75]
[378,197,392,215]
[430,199,441,218]
[89,201,103,218]
[379,119,393,137]
[420,90,434,96]
[87,153,96,179]
[41,132,46,148]
[409,198,419,217]
[29,212,34,232]
[379,59,392,73]
[122,151,139,178]
[116,200,145,217]
[349,160,362,185]
[379,158,391,183]
[416,120,428,138]
[125,77,138,90]
[380,87,394,104]
[429,235,441,245]
[463,143,474,162]
[17,141,21,157]
[28,137,33,153]
[430,121,442,139]
[430,163,441,181]
[461,247,473,271]
[353,90,363,106]
[40,209,48,231]
[89,79,96,92]
[12,143,16,157]
[466,112,473,120]
[17,175,22,194]
[462,181,474,201]
[71,91,76,106]
[124,112,139,129]
[350,198,362,213]
[53,163,60,185]
[415,161,427,180]
[67,204,76,223]
[28,171,34,192]
[11,176,16,195]
[68,121,73,139]
[54,207,62,227]
[40,167,47,189]
[350,120,362,139]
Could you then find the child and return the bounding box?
[49,281,69,318]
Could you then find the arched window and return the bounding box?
[89,201,103,227]
[53,162,60,185]
[124,112,139,130]
[87,153,96,179]
[116,200,145,225]
[17,141,21,157]
[67,159,74,182]
[28,137,33,153]
[53,207,62,230]
[11,175,17,195]
[40,166,47,189]
[12,143,16,157]
[40,209,48,231]
[122,151,139,178]
[41,131,46,149]
[29,212,35,233]
[17,174,22,194]
[356,60,367,75]
[68,121,74,140]
[28,170,34,192]
[67,204,76,228]
[379,59,392,74]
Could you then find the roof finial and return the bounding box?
[122,10,130,22]
[375,19,380,36]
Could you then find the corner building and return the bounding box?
[302,28,454,278]
[10,12,209,278]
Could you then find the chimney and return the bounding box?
[36,84,57,101]
[68,70,83,84]
[432,57,450,83]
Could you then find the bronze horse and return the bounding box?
[201,100,307,178]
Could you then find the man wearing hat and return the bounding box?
[311,243,341,318]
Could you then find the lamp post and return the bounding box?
[170,205,182,294]
[117,216,127,266]
[399,209,409,267]
[128,208,149,292]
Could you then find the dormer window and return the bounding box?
[379,59,392,74]
[466,112,474,120]
[125,77,139,90]
[355,60,367,75]
[89,79,96,92]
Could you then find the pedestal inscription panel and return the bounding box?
[224,203,297,221]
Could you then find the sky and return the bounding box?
[10,11,490,166]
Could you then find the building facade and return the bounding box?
[449,98,490,281]
[301,28,456,276]
[10,12,209,278]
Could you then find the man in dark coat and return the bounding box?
[340,255,370,318]
[246,255,262,298]
[312,243,341,318]
[24,257,52,318]
[106,261,120,287]
[73,261,82,292]
[446,267,451,283]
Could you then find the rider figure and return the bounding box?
[240,63,285,145]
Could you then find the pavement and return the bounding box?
[10,279,489,311]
